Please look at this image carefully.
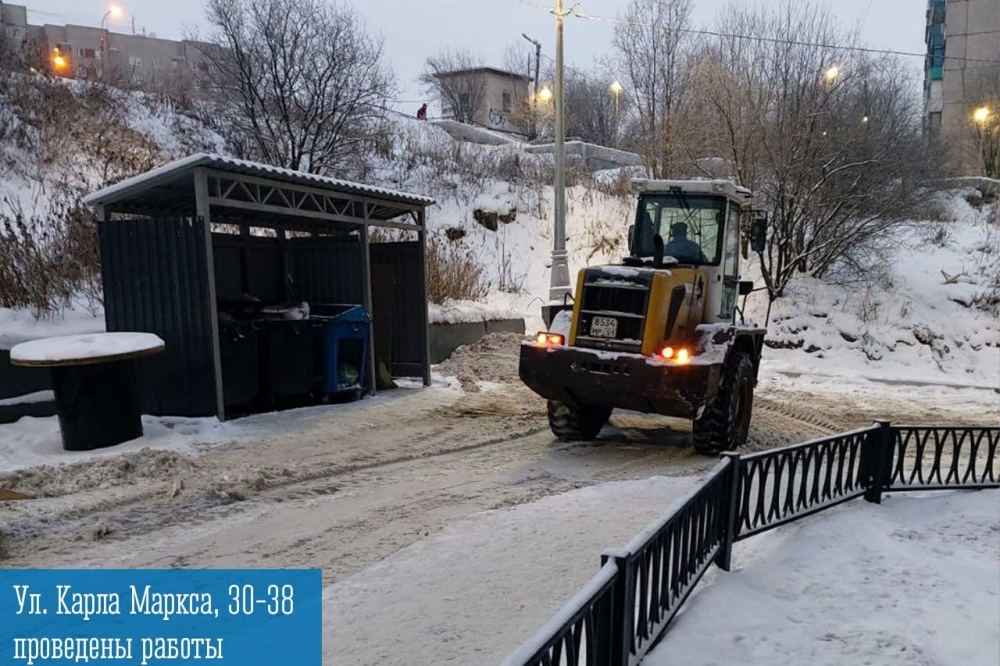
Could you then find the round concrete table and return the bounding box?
[9,333,165,451]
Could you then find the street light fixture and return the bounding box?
[538,86,553,103]
[103,5,124,26]
[822,65,840,83]
[609,80,622,145]
[101,5,124,81]
[973,106,991,125]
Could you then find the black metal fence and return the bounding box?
[501,422,999,666]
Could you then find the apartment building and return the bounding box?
[0,3,214,92]
[924,0,1000,172]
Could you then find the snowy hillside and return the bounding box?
[746,188,1000,390]
[1,92,998,390]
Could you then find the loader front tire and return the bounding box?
[692,351,755,455]
[547,400,611,442]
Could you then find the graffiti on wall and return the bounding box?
[488,107,506,128]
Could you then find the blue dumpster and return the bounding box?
[311,304,372,400]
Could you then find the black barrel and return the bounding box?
[50,360,143,451]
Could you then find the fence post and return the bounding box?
[715,453,742,572]
[599,550,632,666]
[863,421,893,504]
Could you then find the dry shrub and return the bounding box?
[425,236,488,304]
[0,189,102,317]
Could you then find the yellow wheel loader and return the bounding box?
[520,179,768,455]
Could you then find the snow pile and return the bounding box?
[434,332,527,392]
[648,489,1000,666]
[428,301,524,325]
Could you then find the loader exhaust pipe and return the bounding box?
[653,233,664,268]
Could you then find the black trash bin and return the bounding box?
[219,319,259,410]
[258,318,323,403]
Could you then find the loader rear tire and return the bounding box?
[547,400,611,442]
[692,351,754,456]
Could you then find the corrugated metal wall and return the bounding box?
[372,242,427,377]
[288,237,362,304]
[99,217,219,416]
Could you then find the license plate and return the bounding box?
[590,316,618,338]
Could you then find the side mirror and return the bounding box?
[738,280,754,296]
[750,214,767,253]
[627,224,635,251]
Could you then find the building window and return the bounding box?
[502,91,512,113]
[83,48,95,59]
[128,56,143,69]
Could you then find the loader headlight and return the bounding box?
[536,331,565,346]
[658,346,692,365]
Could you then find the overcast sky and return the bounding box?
[25,0,926,113]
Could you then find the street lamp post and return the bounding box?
[100,5,123,81]
[521,33,542,142]
[610,80,622,145]
[548,0,573,307]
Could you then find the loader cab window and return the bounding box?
[720,203,741,317]
[633,195,724,265]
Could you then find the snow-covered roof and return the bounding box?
[82,153,435,222]
[629,178,753,203]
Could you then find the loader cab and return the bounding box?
[626,179,752,323]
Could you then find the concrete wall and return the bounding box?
[429,318,525,364]
[525,140,645,171]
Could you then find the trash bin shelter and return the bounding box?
[82,153,435,420]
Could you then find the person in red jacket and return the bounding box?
[416,103,427,120]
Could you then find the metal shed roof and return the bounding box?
[83,153,436,223]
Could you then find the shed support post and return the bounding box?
[277,227,289,301]
[417,209,431,387]
[194,167,226,421]
[360,210,377,396]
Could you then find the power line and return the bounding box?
[510,0,1000,66]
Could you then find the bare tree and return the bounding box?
[419,49,486,124]
[612,0,693,176]
[201,0,395,175]
[685,1,927,300]
[563,68,623,146]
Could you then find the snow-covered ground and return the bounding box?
[647,488,1000,666]
[323,475,701,665]
[0,413,225,472]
